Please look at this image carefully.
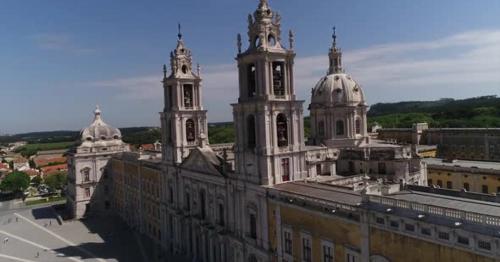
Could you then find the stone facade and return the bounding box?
[67,107,129,219]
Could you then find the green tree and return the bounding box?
[44,172,67,191]
[31,175,42,187]
[0,171,30,192]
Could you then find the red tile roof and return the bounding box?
[41,164,68,176]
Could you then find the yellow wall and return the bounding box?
[428,168,500,194]
[269,201,361,262]
[370,227,497,262]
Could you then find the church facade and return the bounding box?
[67,1,500,261]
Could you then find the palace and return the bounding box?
[67,1,500,261]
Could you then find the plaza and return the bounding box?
[0,204,145,262]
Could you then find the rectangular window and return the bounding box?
[437,180,443,187]
[478,240,491,250]
[446,181,452,189]
[302,237,311,262]
[404,224,415,232]
[282,158,290,182]
[249,214,257,239]
[316,164,322,176]
[185,192,190,211]
[183,84,193,108]
[199,191,206,220]
[218,203,225,226]
[272,61,285,96]
[438,231,449,240]
[375,217,385,225]
[283,230,292,255]
[428,179,432,185]
[482,185,488,194]
[463,183,470,191]
[247,64,256,97]
[84,188,91,198]
[421,227,431,236]
[457,235,469,245]
[322,242,333,262]
[390,220,399,228]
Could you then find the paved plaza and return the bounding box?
[0,204,146,262]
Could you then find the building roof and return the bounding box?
[41,164,68,175]
[269,181,362,206]
[423,158,500,170]
[385,190,500,217]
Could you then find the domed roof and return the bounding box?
[80,106,122,143]
[311,73,366,106]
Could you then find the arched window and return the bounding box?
[186,119,195,142]
[268,34,276,46]
[318,120,325,137]
[276,114,288,147]
[336,120,345,136]
[254,35,262,47]
[247,115,256,149]
[183,84,193,108]
[355,118,362,134]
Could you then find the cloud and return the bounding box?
[88,29,500,120]
[32,33,95,54]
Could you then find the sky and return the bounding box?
[1,0,500,134]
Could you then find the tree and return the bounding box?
[31,175,42,187]
[0,171,30,193]
[44,172,67,191]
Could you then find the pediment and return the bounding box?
[181,147,224,176]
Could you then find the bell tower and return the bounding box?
[161,25,208,164]
[232,0,307,185]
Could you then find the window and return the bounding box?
[183,84,193,108]
[463,183,470,191]
[321,241,333,262]
[283,230,292,255]
[346,253,359,262]
[355,118,361,135]
[186,119,196,142]
[348,161,355,174]
[169,185,174,204]
[282,158,290,182]
[375,217,385,225]
[497,186,500,193]
[404,223,415,232]
[84,188,91,198]
[81,168,90,182]
[302,236,312,262]
[277,114,288,147]
[390,220,399,228]
[478,240,491,250]
[247,64,256,97]
[185,192,190,210]
[272,61,285,96]
[446,181,452,189]
[378,162,387,175]
[316,164,322,176]
[249,214,257,239]
[457,235,469,245]
[428,179,433,185]
[199,191,206,220]
[218,203,225,226]
[318,121,325,137]
[438,231,449,240]
[421,227,431,236]
[437,180,443,188]
[482,185,488,194]
[335,120,344,136]
[247,115,256,149]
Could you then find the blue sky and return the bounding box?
[1,0,500,134]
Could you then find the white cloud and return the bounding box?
[89,29,500,121]
[32,33,95,54]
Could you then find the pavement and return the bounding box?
[0,204,144,262]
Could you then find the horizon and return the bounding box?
[1,0,500,134]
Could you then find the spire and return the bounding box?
[328,26,343,74]
[177,23,182,40]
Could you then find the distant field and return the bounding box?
[15,141,75,157]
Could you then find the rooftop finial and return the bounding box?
[177,23,182,40]
[237,33,242,54]
[289,30,294,49]
[197,63,201,76]
[163,64,167,79]
[259,0,268,8]
[332,26,337,48]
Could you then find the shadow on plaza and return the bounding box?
[29,205,145,262]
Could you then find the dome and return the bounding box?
[80,106,122,143]
[311,73,366,107]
